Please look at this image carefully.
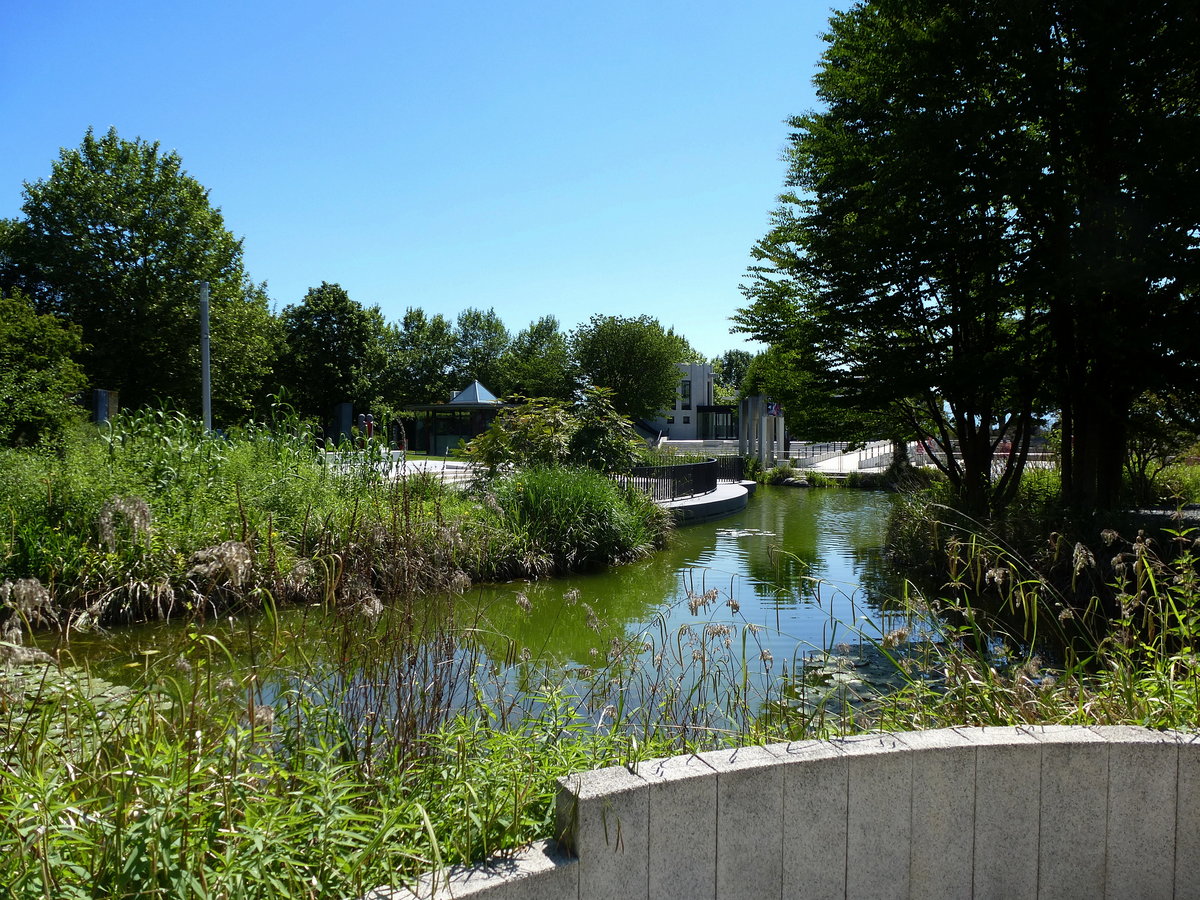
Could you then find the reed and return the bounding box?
[0,413,670,629]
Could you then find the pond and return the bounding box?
[465,484,910,671]
[37,486,922,728]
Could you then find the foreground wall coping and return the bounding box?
[364,725,1199,899]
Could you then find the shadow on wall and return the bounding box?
[368,725,1197,900]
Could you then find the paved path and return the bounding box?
[806,441,893,473]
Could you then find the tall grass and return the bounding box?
[0,575,797,898]
[6,502,1199,897]
[0,413,671,628]
[479,467,671,578]
[865,497,1200,733]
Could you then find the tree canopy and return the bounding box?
[279,282,386,420]
[736,0,1200,515]
[2,127,276,421]
[380,308,457,406]
[450,307,510,393]
[0,290,87,446]
[570,315,688,421]
[500,315,577,400]
[711,349,752,404]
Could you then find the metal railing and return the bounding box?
[713,455,745,483]
[626,455,744,501]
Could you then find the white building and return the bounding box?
[649,363,723,440]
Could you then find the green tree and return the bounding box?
[500,315,576,400]
[380,308,457,405]
[3,127,276,420]
[711,349,752,404]
[0,290,87,445]
[1019,0,1200,510]
[1125,392,1199,506]
[462,388,642,476]
[570,315,687,421]
[279,282,385,420]
[451,307,509,392]
[739,0,1200,515]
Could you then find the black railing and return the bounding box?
[713,455,744,483]
[626,456,742,501]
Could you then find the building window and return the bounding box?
[683,416,690,425]
[666,416,675,424]
[681,379,692,411]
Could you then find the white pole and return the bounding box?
[199,281,212,431]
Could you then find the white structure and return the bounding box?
[649,363,715,440]
[367,725,1198,900]
[738,394,786,467]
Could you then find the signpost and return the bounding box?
[199,281,212,431]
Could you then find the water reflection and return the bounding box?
[36,487,917,720]
[467,486,914,671]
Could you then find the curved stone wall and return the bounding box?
[367,725,1199,899]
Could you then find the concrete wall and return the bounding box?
[366,726,1199,900]
[648,363,715,441]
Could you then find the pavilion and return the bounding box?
[406,381,506,456]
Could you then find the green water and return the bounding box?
[37,486,911,692]
[462,485,909,674]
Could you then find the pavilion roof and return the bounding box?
[450,380,501,405]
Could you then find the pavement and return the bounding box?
[661,480,753,524]
[803,441,894,473]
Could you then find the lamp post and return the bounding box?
[199,281,212,431]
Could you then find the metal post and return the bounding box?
[199,281,212,431]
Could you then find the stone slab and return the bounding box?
[769,740,848,900]
[956,727,1042,900]
[1177,735,1200,900]
[1025,726,1108,900]
[899,729,976,898]
[836,734,912,900]
[695,744,784,900]
[1091,727,1178,899]
[556,765,649,900]
[635,753,718,900]
[378,841,578,900]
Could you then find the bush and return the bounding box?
[483,467,670,576]
[462,388,643,476]
[762,465,792,485]
[843,470,889,490]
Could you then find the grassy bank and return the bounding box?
[6,432,1200,898]
[7,507,1199,897]
[1,578,787,898]
[0,411,671,630]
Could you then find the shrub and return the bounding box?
[462,388,643,476]
[843,470,889,490]
[483,467,670,576]
[763,465,792,485]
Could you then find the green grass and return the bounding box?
[479,467,671,578]
[7,430,1200,897]
[0,655,671,899]
[0,412,671,627]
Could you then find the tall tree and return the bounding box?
[450,307,509,392]
[0,290,87,446]
[1019,0,1200,509]
[279,282,385,419]
[499,315,576,400]
[379,308,457,405]
[711,349,753,404]
[570,314,687,421]
[2,127,276,420]
[738,0,1200,515]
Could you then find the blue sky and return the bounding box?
[2,0,837,359]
